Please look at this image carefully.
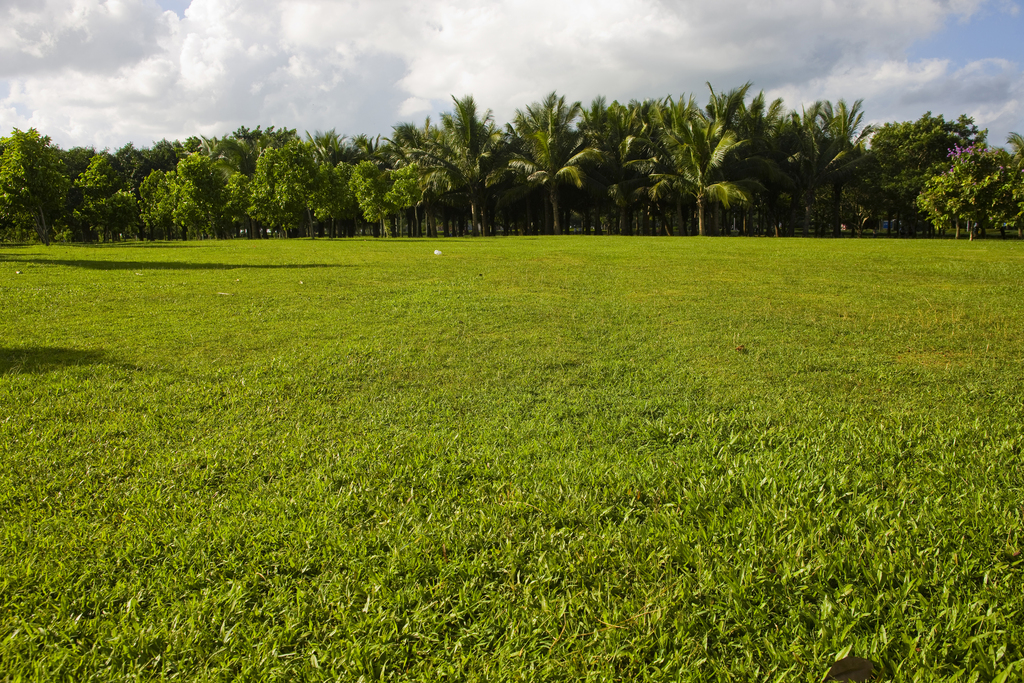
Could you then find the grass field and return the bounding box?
[1,237,1023,681]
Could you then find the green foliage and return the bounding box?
[223,171,253,234]
[510,92,601,235]
[2,100,1022,243]
[868,113,985,219]
[309,162,357,224]
[350,159,395,231]
[108,190,139,239]
[649,110,747,236]
[1,239,1023,680]
[139,170,177,240]
[74,155,135,241]
[172,153,226,239]
[918,144,1020,236]
[385,163,422,212]
[0,128,69,245]
[250,141,317,234]
[413,95,502,236]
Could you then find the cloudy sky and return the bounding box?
[1,0,1022,149]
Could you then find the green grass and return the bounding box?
[1,237,1022,682]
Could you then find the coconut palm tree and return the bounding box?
[212,137,262,178]
[822,100,872,236]
[307,129,351,168]
[638,95,701,234]
[1008,132,1024,170]
[411,96,502,236]
[648,107,749,236]
[705,82,752,133]
[787,103,831,237]
[736,91,788,235]
[787,100,872,237]
[508,92,602,235]
[581,98,651,234]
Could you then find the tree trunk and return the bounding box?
[618,205,628,236]
[658,205,672,236]
[697,198,706,237]
[831,183,843,238]
[803,193,813,238]
[470,201,480,237]
[551,188,562,235]
[34,207,50,246]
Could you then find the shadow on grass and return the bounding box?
[1,347,107,374]
[3,258,352,271]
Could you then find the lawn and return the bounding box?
[1,237,1022,681]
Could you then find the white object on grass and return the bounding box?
[434,250,443,255]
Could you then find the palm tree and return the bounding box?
[822,100,872,236]
[509,92,602,235]
[1008,132,1024,170]
[786,101,874,237]
[787,103,825,237]
[636,95,699,234]
[351,134,388,168]
[307,129,350,167]
[411,96,502,236]
[705,82,752,133]
[582,98,650,234]
[737,92,788,236]
[213,137,262,178]
[648,106,749,236]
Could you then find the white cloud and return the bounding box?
[0,0,1021,149]
[398,97,433,117]
[769,57,1024,142]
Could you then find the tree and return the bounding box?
[307,129,358,168]
[75,155,126,241]
[648,109,748,237]
[386,163,423,222]
[736,91,788,236]
[1008,132,1024,171]
[140,170,177,240]
[822,100,872,237]
[0,128,69,245]
[224,172,254,238]
[389,119,444,237]
[309,162,357,237]
[583,98,647,235]
[509,92,602,235]
[867,113,985,234]
[414,96,502,236]
[918,143,1017,239]
[171,153,225,239]
[787,102,835,237]
[350,160,395,236]
[106,190,139,240]
[250,141,317,236]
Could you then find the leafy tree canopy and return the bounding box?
[0,128,69,245]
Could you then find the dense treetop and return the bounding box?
[2,86,1022,243]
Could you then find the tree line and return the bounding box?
[2,84,1023,245]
